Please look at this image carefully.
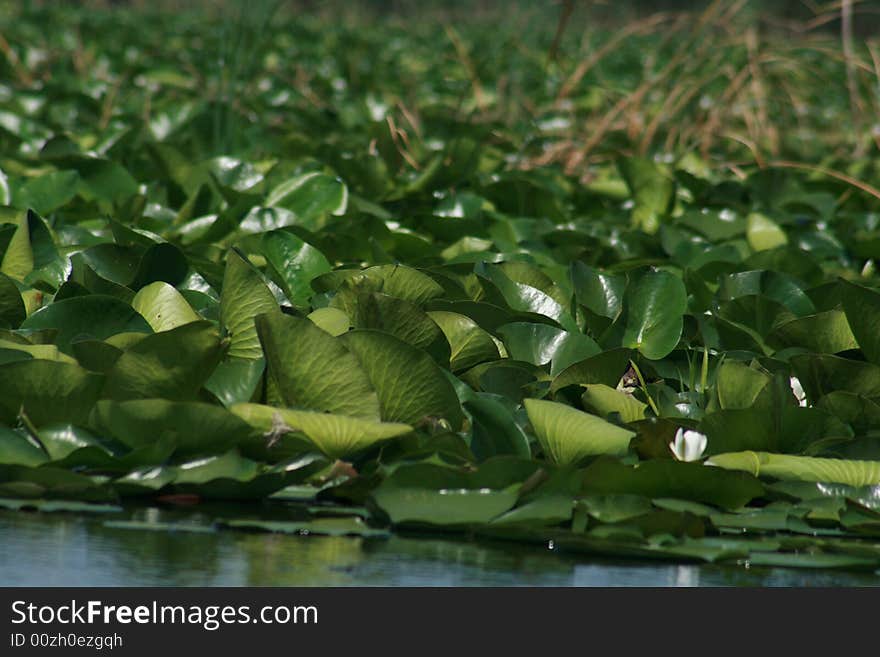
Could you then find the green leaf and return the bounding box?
[427,310,499,372]
[790,353,880,401]
[524,398,635,465]
[701,406,852,456]
[581,458,764,510]
[13,170,80,215]
[101,321,224,401]
[315,264,445,305]
[618,157,675,234]
[841,280,880,364]
[0,360,104,427]
[348,292,450,364]
[221,517,388,538]
[571,261,626,319]
[0,427,48,466]
[707,451,880,487]
[341,329,464,428]
[371,464,520,526]
[465,393,532,460]
[256,312,380,418]
[91,399,255,459]
[265,173,348,228]
[261,229,331,309]
[498,322,600,375]
[580,384,647,423]
[131,281,201,332]
[21,295,151,354]
[550,347,633,392]
[0,272,25,328]
[621,270,687,359]
[0,211,33,281]
[307,307,351,336]
[768,310,858,354]
[232,403,412,459]
[478,263,574,329]
[220,249,279,359]
[746,212,788,251]
[714,361,771,410]
[204,358,264,407]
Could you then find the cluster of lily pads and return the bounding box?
[2,4,880,572]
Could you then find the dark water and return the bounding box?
[1,509,878,587]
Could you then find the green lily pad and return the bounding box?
[524,398,635,465]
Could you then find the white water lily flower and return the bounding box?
[789,376,807,407]
[670,428,707,462]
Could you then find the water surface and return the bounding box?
[1,509,877,586]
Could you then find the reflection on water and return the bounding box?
[1,509,878,586]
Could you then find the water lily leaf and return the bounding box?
[256,312,380,418]
[174,454,327,500]
[550,347,633,392]
[577,494,654,523]
[498,322,600,375]
[621,270,687,359]
[464,393,532,460]
[745,551,877,570]
[0,168,8,205]
[261,229,331,309]
[91,399,255,459]
[524,398,635,464]
[571,261,625,319]
[427,310,499,372]
[266,173,347,224]
[12,170,80,215]
[341,329,464,428]
[36,424,122,469]
[0,498,120,514]
[307,307,351,336]
[768,310,857,354]
[0,360,104,426]
[172,451,260,484]
[0,211,33,281]
[232,403,412,459]
[371,464,520,526]
[714,360,771,409]
[840,280,880,364]
[478,263,574,330]
[349,293,450,364]
[746,212,788,251]
[131,281,201,332]
[67,157,138,205]
[103,521,215,534]
[71,338,123,373]
[102,321,223,401]
[490,495,573,526]
[21,295,151,354]
[0,272,25,328]
[719,270,815,317]
[204,358,264,407]
[618,157,675,234]
[221,517,389,537]
[581,458,764,510]
[701,405,852,456]
[1,209,68,289]
[0,427,47,466]
[220,249,279,359]
[707,451,880,487]
[790,354,880,401]
[314,264,444,305]
[0,464,112,501]
[129,242,189,290]
[580,384,647,423]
